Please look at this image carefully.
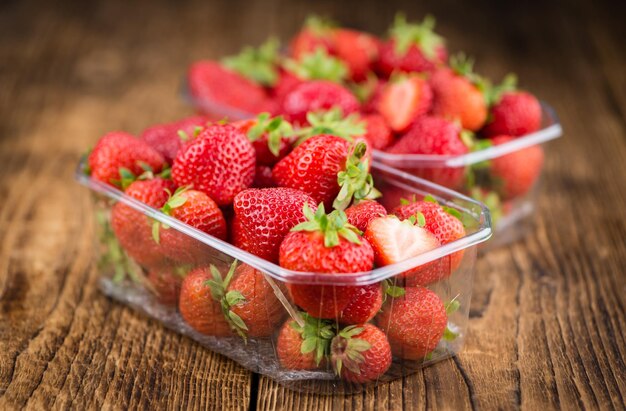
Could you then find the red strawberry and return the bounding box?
[171,124,256,206]
[147,266,187,306]
[338,283,383,325]
[489,135,544,199]
[378,75,433,132]
[331,324,392,383]
[430,57,488,131]
[345,200,388,232]
[378,15,447,77]
[483,91,542,137]
[155,187,227,265]
[88,131,165,187]
[280,205,375,319]
[376,286,447,360]
[361,113,394,150]
[188,61,272,116]
[280,80,360,125]
[290,16,336,59]
[110,178,175,267]
[387,116,468,188]
[273,70,303,100]
[178,266,233,337]
[277,313,335,370]
[140,115,208,164]
[252,165,276,188]
[392,198,466,275]
[333,29,380,82]
[231,113,294,166]
[360,78,386,114]
[273,136,376,210]
[227,264,286,338]
[364,216,446,286]
[232,188,317,263]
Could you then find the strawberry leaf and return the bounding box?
[283,47,348,83]
[390,13,444,60]
[222,37,281,86]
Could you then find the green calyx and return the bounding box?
[349,73,378,103]
[302,14,335,36]
[291,203,362,247]
[408,211,426,227]
[296,108,366,145]
[283,47,348,83]
[445,296,461,315]
[334,142,381,211]
[204,260,250,341]
[96,209,143,284]
[113,163,169,190]
[469,188,502,225]
[152,186,190,244]
[382,279,406,303]
[222,37,281,86]
[292,312,336,366]
[485,73,518,107]
[331,325,371,376]
[390,13,444,59]
[247,112,294,157]
[177,126,204,142]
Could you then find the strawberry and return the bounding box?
[252,165,275,188]
[378,14,447,77]
[338,283,383,325]
[140,115,208,164]
[359,78,386,114]
[378,75,433,132]
[273,69,304,100]
[364,215,446,286]
[187,61,272,116]
[88,131,165,188]
[280,80,360,125]
[387,116,469,188]
[110,178,175,268]
[154,187,227,265]
[277,313,335,370]
[232,188,317,262]
[280,204,375,319]
[221,37,281,87]
[376,286,447,360]
[430,55,488,131]
[290,16,336,59]
[333,29,381,82]
[392,197,466,275]
[178,265,233,337]
[489,135,544,199]
[273,136,377,210]
[226,264,286,338]
[231,113,294,166]
[344,200,388,232]
[331,324,392,383]
[361,113,394,150]
[147,266,188,306]
[171,124,256,206]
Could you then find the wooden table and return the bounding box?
[1,0,624,409]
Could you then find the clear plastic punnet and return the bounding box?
[77,160,491,394]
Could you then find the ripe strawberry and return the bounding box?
[155,187,227,265]
[110,178,175,267]
[252,165,276,188]
[178,266,233,337]
[331,324,392,383]
[360,78,386,114]
[376,286,447,360]
[364,216,446,286]
[387,116,469,189]
[140,115,208,164]
[345,200,388,232]
[361,113,394,150]
[273,69,303,100]
[231,113,294,166]
[333,29,380,82]
[277,313,335,370]
[280,80,360,125]
[273,136,377,210]
[227,264,286,338]
[392,197,466,275]
[489,135,544,199]
[187,60,272,116]
[88,131,165,187]
[378,14,447,77]
[280,204,375,319]
[483,91,542,137]
[338,283,383,325]
[430,56,488,131]
[232,187,317,263]
[171,124,256,206]
[289,16,336,59]
[378,75,433,132]
[147,266,188,306]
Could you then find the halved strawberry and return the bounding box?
[378,75,433,132]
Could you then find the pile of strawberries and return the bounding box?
[188,14,546,215]
[86,97,470,381]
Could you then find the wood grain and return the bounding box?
[0,0,625,409]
